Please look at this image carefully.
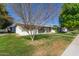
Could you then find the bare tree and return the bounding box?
[11,3,57,41]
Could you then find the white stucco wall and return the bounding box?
[16,25,56,36]
[50,29,56,33]
[16,26,38,36]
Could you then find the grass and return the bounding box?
[0,34,35,56]
[0,33,77,56]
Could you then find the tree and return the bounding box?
[0,4,13,29]
[59,3,79,30]
[11,3,57,41]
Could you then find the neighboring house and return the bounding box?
[7,24,55,36]
[6,24,16,33]
[58,27,68,33]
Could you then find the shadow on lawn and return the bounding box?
[22,34,50,40]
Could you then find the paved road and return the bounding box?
[62,34,79,56]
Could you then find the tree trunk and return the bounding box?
[29,34,35,41]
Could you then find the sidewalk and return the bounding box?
[62,35,79,56]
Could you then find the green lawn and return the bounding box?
[0,33,77,56]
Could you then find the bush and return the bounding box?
[70,30,79,35]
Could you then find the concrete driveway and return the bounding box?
[0,33,8,36]
[62,34,79,56]
[0,33,15,36]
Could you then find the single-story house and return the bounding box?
[7,24,55,36]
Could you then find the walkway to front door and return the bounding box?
[62,34,79,56]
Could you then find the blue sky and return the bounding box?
[6,3,63,26]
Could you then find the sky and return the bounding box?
[6,3,63,26]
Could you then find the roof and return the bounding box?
[16,24,52,30]
[16,23,53,27]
